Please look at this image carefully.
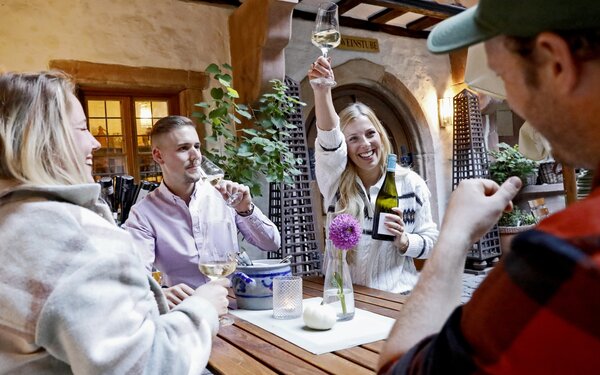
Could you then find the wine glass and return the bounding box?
[200,157,243,207]
[310,2,341,87]
[198,221,238,326]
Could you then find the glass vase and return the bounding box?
[322,240,355,321]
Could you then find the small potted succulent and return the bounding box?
[489,143,539,186]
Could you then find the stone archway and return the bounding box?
[300,59,439,222]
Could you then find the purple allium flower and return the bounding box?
[329,213,361,250]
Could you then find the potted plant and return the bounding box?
[498,207,536,253]
[488,143,539,186]
[194,63,304,196]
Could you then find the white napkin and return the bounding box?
[230,297,395,355]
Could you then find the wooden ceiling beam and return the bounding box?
[369,9,408,24]
[336,0,364,15]
[361,0,463,19]
[294,10,429,38]
[406,15,443,30]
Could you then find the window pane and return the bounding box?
[90,119,107,136]
[139,154,162,182]
[107,118,122,135]
[137,135,151,152]
[96,136,109,149]
[152,101,168,118]
[106,101,121,117]
[93,156,110,175]
[108,157,126,174]
[135,101,151,117]
[136,119,153,137]
[108,137,124,153]
[87,100,105,117]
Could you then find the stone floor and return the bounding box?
[461,271,491,304]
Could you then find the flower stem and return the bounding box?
[333,249,347,314]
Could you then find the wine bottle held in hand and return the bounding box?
[372,154,399,241]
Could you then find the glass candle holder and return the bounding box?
[272,275,303,319]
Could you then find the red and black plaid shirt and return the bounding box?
[384,175,600,374]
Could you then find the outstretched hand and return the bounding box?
[441,177,522,246]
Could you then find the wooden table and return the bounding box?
[208,276,408,374]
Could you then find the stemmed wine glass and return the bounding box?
[198,220,238,326]
[310,2,341,87]
[200,157,243,207]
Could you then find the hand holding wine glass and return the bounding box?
[200,157,243,207]
[198,221,237,326]
[310,2,340,87]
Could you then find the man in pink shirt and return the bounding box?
[124,116,281,308]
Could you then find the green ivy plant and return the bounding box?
[498,207,537,227]
[193,63,305,196]
[488,143,538,185]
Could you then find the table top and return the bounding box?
[208,276,408,375]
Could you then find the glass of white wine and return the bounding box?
[198,221,238,326]
[310,2,341,87]
[200,157,243,207]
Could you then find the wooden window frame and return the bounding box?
[80,89,179,181]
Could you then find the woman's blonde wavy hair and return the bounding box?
[336,102,392,218]
[0,71,90,185]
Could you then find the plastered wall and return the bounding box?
[0,0,232,72]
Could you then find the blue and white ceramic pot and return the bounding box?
[231,259,292,310]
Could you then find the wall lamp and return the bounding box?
[438,96,454,128]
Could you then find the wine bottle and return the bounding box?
[98,176,114,212]
[372,154,398,241]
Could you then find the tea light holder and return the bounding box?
[272,275,303,319]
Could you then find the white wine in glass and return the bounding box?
[310,2,340,87]
[200,157,243,207]
[199,261,237,280]
[198,221,238,326]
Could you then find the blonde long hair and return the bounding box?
[0,71,90,185]
[336,102,392,218]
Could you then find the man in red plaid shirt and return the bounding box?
[378,0,600,373]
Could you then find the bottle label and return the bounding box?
[376,213,395,236]
[387,154,397,172]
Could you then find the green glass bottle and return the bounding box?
[372,154,398,241]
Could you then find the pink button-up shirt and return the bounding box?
[123,181,281,288]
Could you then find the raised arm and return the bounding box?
[378,177,522,372]
[308,56,338,131]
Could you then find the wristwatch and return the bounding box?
[236,202,255,217]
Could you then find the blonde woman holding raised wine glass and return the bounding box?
[308,57,439,294]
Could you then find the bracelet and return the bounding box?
[236,202,255,217]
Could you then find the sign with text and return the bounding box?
[338,35,379,53]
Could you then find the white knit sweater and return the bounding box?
[315,125,439,293]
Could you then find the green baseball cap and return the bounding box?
[428,0,600,54]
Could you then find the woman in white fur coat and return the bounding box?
[0,71,228,374]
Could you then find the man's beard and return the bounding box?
[184,171,201,184]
